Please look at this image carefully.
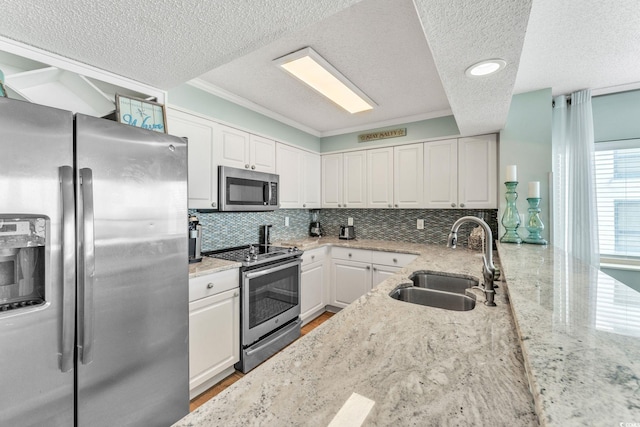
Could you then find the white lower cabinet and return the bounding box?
[188,269,240,399]
[330,248,416,309]
[300,247,327,325]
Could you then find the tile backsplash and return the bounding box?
[192,208,498,252]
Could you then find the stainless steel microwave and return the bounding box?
[218,166,279,211]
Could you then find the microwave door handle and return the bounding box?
[78,168,96,365]
[263,182,270,205]
[59,166,76,373]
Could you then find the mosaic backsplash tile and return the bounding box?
[192,208,498,251]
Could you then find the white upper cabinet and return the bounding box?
[393,143,424,208]
[166,108,220,210]
[424,135,497,209]
[367,147,394,208]
[219,125,276,173]
[458,134,497,209]
[424,139,458,208]
[342,151,367,208]
[322,154,343,208]
[276,143,321,209]
[276,144,302,208]
[250,134,277,173]
[302,151,321,209]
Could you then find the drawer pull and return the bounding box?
[393,258,398,263]
[311,255,315,260]
[206,283,214,289]
[366,265,371,270]
[348,253,352,257]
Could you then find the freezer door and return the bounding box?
[74,114,189,426]
[0,98,75,426]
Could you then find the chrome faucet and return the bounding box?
[447,216,497,306]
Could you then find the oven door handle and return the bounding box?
[244,258,302,279]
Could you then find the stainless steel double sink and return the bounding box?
[389,271,478,311]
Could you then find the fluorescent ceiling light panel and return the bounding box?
[465,59,506,77]
[275,47,375,114]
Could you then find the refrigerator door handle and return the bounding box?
[59,166,76,373]
[78,168,96,365]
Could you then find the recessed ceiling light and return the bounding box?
[465,59,506,77]
[274,47,375,114]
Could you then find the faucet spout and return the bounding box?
[447,216,497,306]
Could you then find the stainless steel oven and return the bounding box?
[238,257,301,372]
[206,244,302,373]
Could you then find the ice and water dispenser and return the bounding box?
[0,215,46,312]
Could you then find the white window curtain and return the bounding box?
[552,89,599,266]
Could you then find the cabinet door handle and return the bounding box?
[311,255,315,260]
[460,203,465,208]
[251,165,256,170]
[373,267,377,271]
[348,253,352,257]
[344,204,347,207]
[393,258,398,263]
[338,204,342,207]
[207,283,214,289]
[366,265,371,270]
[451,203,456,207]
[245,164,250,169]
[303,204,306,208]
[388,204,392,208]
[211,202,217,208]
[233,291,239,297]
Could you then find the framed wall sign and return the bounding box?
[115,94,167,133]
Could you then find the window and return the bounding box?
[595,139,640,260]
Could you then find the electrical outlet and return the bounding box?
[417,219,424,230]
[348,217,354,226]
[285,216,289,227]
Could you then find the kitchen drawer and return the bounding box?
[370,251,417,267]
[189,268,239,302]
[331,247,372,263]
[301,247,327,268]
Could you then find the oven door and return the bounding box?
[241,258,301,346]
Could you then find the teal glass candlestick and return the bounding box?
[523,197,548,245]
[500,181,522,243]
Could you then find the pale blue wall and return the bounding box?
[168,84,321,152]
[499,88,553,242]
[319,116,459,153]
[593,89,640,142]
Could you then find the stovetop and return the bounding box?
[204,244,302,267]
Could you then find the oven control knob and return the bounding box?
[249,245,256,255]
[252,253,258,261]
[245,255,251,262]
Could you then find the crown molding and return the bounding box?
[187,78,322,137]
[319,109,453,137]
[187,78,454,139]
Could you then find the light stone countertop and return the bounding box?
[188,256,241,278]
[497,242,640,426]
[175,238,538,426]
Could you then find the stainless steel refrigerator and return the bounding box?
[0,98,189,426]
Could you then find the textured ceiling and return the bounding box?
[0,0,639,137]
[0,0,364,88]
[198,0,450,135]
[413,0,532,135]
[515,0,640,96]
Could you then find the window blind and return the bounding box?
[595,139,640,261]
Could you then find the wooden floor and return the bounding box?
[189,311,335,412]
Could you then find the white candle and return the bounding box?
[528,181,540,198]
[506,165,517,182]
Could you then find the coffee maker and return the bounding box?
[309,210,323,237]
[188,214,202,263]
